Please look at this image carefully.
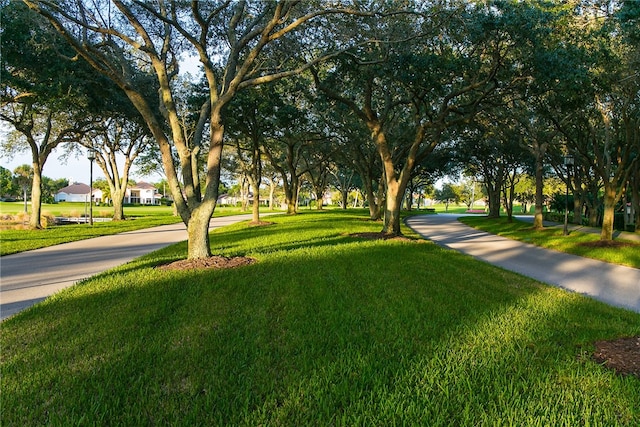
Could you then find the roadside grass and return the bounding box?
[2,211,639,425]
[0,216,181,256]
[459,216,640,269]
[0,201,251,217]
[0,206,275,256]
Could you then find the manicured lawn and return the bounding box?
[459,216,640,269]
[0,216,182,256]
[0,205,268,256]
[2,211,638,425]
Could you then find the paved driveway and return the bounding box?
[0,214,258,320]
[406,214,640,313]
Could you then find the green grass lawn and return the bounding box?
[459,216,640,269]
[0,201,254,217]
[2,211,638,425]
[0,205,268,256]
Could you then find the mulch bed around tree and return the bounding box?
[157,255,257,271]
[593,336,640,378]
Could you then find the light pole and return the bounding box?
[88,148,96,226]
[563,154,574,236]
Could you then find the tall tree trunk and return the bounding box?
[533,149,545,230]
[383,179,402,235]
[111,188,126,221]
[29,166,43,229]
[341,188,348,210]
[632,170,640,232]
[573,196,583,226]
[248,174,261,223]
[487,187,501,218]
[186,202,215,259]
[268,180,276,211]
[601,184,616,241]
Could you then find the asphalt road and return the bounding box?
[406,214,640,313]
[0,214,257,320]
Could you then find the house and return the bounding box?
[54,183,103,203]
[55,181,161,205]
[124,182,162,205]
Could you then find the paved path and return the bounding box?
[0,214,257,320]
[406,214,640,314]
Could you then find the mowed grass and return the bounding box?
[0,206,263,256]
[0,216,182,256]
[459,216,640,269]
[2,211,639,425]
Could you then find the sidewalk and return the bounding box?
[0,214,259,320]
[406,214,640,314]
[514,215,640,242]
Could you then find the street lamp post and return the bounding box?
[563,154,574,236]
[88,148,96,226]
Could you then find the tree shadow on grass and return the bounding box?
[4,217,639,425]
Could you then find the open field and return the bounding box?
[2,211,638,425]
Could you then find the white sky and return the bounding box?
[1,148,113,185]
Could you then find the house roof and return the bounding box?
[57,183,91,195]
[131,181,157,191]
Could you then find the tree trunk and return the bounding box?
[28,168,43,229]
[533,151,545,229]
[486,183,501,218]
[186,203,215,259]
[600,185,616,241]
[111,187,126,221]
[382,179,402,235]
[573,197,582,226]
[341,188,348,210]
[248,175,261,223]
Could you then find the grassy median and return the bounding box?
[2,211,639,425]
[459,216,640,269]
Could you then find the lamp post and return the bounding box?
[563,154,574,236]
[88,148,96,226]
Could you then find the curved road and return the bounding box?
[406,214,640,313]
[0,214,258,320]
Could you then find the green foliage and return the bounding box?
[1,212,638,425]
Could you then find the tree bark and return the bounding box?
[600,184,616,241]
[533,144,546,230]
[186,202,215,259]
[28,161,43,229]
[111,187,126,221]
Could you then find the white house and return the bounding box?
[54,183,102,203]
[55,181,161,205]
[124,182,162,205]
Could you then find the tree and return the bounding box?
[435,183,461,212]
[13,164,33,212]
[25,0,372,259]
[80,115,153,220]
[0,166,17,199]
[313,1,531,235]
[1,2,114,228]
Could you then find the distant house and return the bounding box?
[124,182,162,205]
[54,183,103,203]
[55,181,161,205]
